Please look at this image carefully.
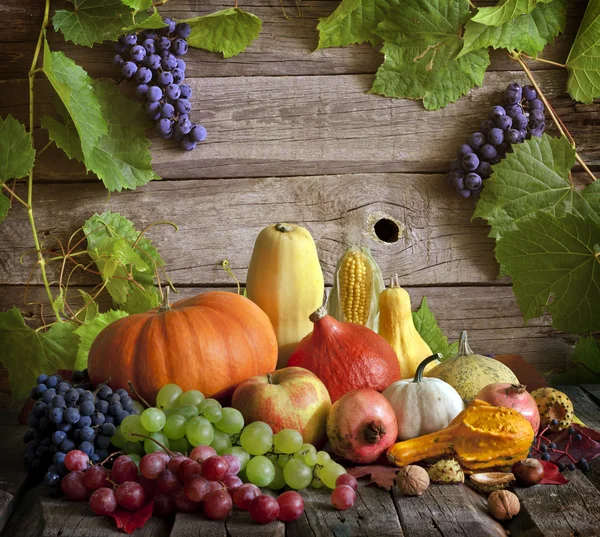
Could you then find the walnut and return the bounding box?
[487,490,520,520]
[396,465,430,496]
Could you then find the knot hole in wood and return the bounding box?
[373,218,400,243]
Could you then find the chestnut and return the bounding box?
[511,458,544,486]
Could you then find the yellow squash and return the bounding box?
[246,223,324,368]
[379,276,436,378]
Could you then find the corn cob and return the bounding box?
[327,246,385,331]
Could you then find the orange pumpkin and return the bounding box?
[88,291,278,404]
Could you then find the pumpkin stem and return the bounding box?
[159,287,171,312]
[309,306,328,323]
[275,223,294,233]
[413,353,442,383]
[458,330,473,356]
[126,432,176,457]
[364,421,387,444]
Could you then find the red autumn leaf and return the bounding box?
[347,465,399,490]
[108,501,154,534]
[539,461,568,485]
[532,425,600,466]
[493,354,548,392]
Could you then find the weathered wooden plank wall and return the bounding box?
[0,0,598,404]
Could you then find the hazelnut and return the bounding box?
[487,490,520,521]
[396,465,430,496]
[512,458,544,486]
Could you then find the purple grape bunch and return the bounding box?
[113,18,207,151]
[448,82,546,198]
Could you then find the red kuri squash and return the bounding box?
[88,291,278,404]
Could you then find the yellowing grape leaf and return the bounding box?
[370,0,490,110]
[316,0,398,49]
[122,7,168,33]
[53,0,132,47]
[185,8,262,58]
[413,297,458,360]
[471,0,554,27]
[0,309,78,400]
[74,310,128,369]
[347,465,400,490]
[566,0,600,103]
[495,211,600,334]
[474,135,600,240]
[460,0,567,58]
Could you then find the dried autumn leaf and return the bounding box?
[347,465,400,490]
[493,354,548,392]
[108,501,154,534]
[539,461,568,485]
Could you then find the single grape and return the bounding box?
[121,62,137,79]
[318,461,346,489]
[505,103,523,119]
[44,471,60,487]
[147,86,163,102]
[112,455,139,484]
[496,115,512,131]
[141,408,166,432]
[283,458,313,490]
[456,143,473,159]
[222,474,243,490]
[215,408,244,434]
[176,390,203,407]
[161,54,178,71]
[157,384,183,410]
[504,89,521,105]
[175,117,193,136]
[468,132,486,150]
[449,172,465,191]
[178,459,203,483]
[240,426,273,455]
[172,38,188,56]
[246,455,275,487]
[210,430,232,455]
[167,455,189,472]
[64,407,80,424]
[268,463,287,490]
[479,144,498,161]
[201,455,229,481]
[331,485,356,510]
[163,414,187,439]
[172,68,185,84]
[113,54,125,68]
[528,99,544,112]
[487,128,504,146]
[522,84,537,101]
[184,474,211,502]
[65,450,89,472]
[157,468,181,495]
[204,490,233,521]
[89,487,117,515]
[179,84,192,99]
[61,471,89,501]
[130,45,146,62]
[79,401,95,417]
[180,136,196,151]
[157,36,171,51]
[145,54,161,70]
[135,67,152,84]
[224,446,250,471]
[49,408,63,424]
[122,33,137,46]
[462,152,479,172]
[529,109,545,127]
[175,98,192,115]
[120,414,149,442]
[249,494,280,524]
[176,58,186,71]
[116,481,146,510]
[140,453,167,479]
[186,416,214,446]
[174,404,200,420]
[79,441,95,457]
[465,172,482,191]
[316,451,331,466]
[277,491,304,522]
[273,429,304,454]
[529,129,544,138]
[158,71,174,87]
[190,445,218,463]
[95,399,109,414]
[489,106,506,120]
[142,38,155,54]
[222,454,241,475]
[480,119,496,134]
[233,483,261,510]
[174,488,201,513]
[84,465,109,490]
[165,83,181,100]
[505,129,521,144]
[336,473,358,491]
[176,23,191,38]
[144,432,170,454]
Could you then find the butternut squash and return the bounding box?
[246,223,324,368]
[386,400,534,471]
[379,276,436,378]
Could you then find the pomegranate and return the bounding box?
[288,307,401,402]
[475,383,540,434]
[326,388,398,463]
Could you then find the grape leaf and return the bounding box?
[74,309,128,369]
[120,0,152,11]
[75,290,99,323]
[474,135,600,240]
[122,7,168,32]
[412,296,458,360]
[347,465,399,490]
[184,8,262,58]
[495,211,600,334]
[551,338,600,385]
[44,77,159,191]
[0,193,9,224]
[532,425,600,464]
[566,0,600,103]
[83,211,164,312]
[53,0,132,47]
[316,0,398,49]
[539,461,568,485]
[471,0,554,27]
[0,308,78,400]
[460,0,567,58]
[370,0,490,110]
[42,39,107,158]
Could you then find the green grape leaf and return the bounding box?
[316,0,398,49]
[0,193,10,224]
[121,0,152,11]
[42,39,107,159]
[0,308,78,400]
[370,0,489,110]
[75,290,99,323]
[184,8,262,58]
[53,0,132,47]
[44,77,159,191]
[495,212,600,334]
[566,0,600,103]
[460,0,567,58]
[551,337,600,385]
[471,0,554,27]
[74,309,128,370]
[122,7,168,32]
[83,211,164,311]
[412,296,458,360]
[474,135,600,240]
[0,115,36,184]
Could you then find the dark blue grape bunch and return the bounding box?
[24,371,139,488]
[448,82,546,198]
[113,18,207,151]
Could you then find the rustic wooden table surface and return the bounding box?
[0,0,599,407]
[0,385,598,536]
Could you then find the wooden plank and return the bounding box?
[581,385,600,408]
[391,483,506,537]
[286,486,403,537]
[1,71,598,180]
[509,471,600,537]
[171,510,284,537]
[0,0,584,80]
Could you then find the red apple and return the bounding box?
[231,367,331,448]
